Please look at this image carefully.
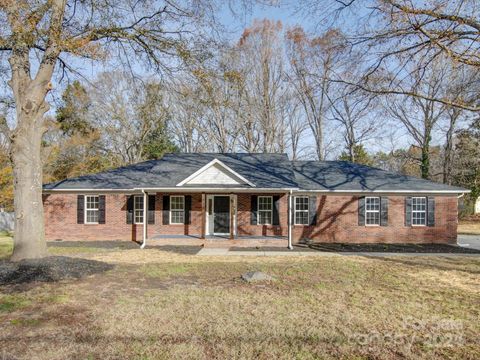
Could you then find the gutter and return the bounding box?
[293,189,471,195]
[42,187,469,195]
[140,189,147,249]
[288,189,293,250]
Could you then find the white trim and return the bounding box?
[294,196,309,225]
[257,195,273,225]
[411,196,427,226]
[176,159,256,187]
[287,190,293,249]
[169,195,185,224]
[364,196,380,226]
[84,195,100,224]
[141,190,147,249]
[292,189,470,194]
[206,195,234,236]
[133,195,144,224]
[44,187,468,195]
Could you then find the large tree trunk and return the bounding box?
[10,111,47,261]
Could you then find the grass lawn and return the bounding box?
[0,238,479,359]
[458,220,480,235]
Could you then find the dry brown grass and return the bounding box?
[458,221,480,235]
[0,243,479,359]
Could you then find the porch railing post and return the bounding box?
[201,193,206,239]
[288,191,293,249]
[229,193,234,240]
[141,190,147,249]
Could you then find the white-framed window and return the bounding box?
[294,196,309,225]
[85,195,99,224]
[412,197,427,226]
[134,195,144,224]
[170,195,185,224]
[258,196,273,225]
[365,197,380,226]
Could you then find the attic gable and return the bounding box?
[176,159,255,187]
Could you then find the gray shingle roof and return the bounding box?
[44,153,298,190]
[43,153,469,193]
[292,161,467,192]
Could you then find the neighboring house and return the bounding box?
[475,197,480,214]
[43,153,469,247]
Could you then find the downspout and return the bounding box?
[457,193,465,199]
[141,189,147,249]
[288,190,293,250]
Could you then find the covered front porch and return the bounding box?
[134,156,296,248]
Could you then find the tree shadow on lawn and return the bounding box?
[48,241,202,255]
[363,255,480,275]
[0,256,114,288]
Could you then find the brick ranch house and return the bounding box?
[43,153,469,248]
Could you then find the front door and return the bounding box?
[213,196,230,234]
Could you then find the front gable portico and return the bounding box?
[176,158,255,187]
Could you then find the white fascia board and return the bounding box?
[136,187,297,193]
[43,188,468,195]
[292,189,471,195]
[43,188,138,193]
[43,187,297,193]
[176,158,256,187]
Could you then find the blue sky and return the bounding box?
[1,1,418,159]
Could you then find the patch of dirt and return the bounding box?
[309,243,480,253]
[0,256,114,286]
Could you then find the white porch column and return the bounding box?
[141,190,147,249]
[288,190,293,249]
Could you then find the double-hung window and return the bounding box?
[258,196,273,225]
[365,197,380,226]
[170,196,185,224]
[412,197,427,226]
[85,195,99,224]
[294,196,309,225]
[134,195,144,224]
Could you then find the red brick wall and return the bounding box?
[43,193,458,243]
[43,193,203,241]
[236,193,288,237]
[292,195,458,244]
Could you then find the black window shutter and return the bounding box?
[126,195,134,224]
[427,197,435,227]
[77,195,85,224]
[358,196,365,226]
[405,197,412,226]
[272,196,280,225]
[162,195,170,225]
[148,195,156,224]
[309,196,317,226]
[185,195,192,224]
[380,197,388,226]
[250,195,258,225]
[98,195,106,224]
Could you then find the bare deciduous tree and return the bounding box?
[327,84,378,163]
[297,0,480,111]
[285,27,346,160]
[0,0,223,260]
[386,61,449,179]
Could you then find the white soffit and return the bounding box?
[176,159,255,187]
